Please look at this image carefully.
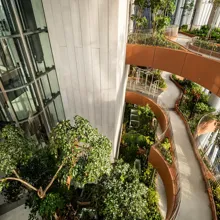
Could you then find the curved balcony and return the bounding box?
[125,91,180,220]
[126,42,220,97]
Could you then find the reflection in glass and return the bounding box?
[7,85,37,120]
[20,112,48,143]
[26,32,54,75]
[38,74,52,101]
[48,69,59,95]
[0,0,19,36]
[47,102,58,127]
[0,0,65,137]
[54,95,65,122]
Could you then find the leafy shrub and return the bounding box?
[193,38,220,53]
[120,144,138,164]
[128,33,182,50]
[194,102,211,114]
[180,25,188,31]
[158,138,173,164]
[93,161,161,220]
[210,180,220,219]
[173,76,215,133]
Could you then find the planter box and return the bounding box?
[189,43,220,59]
[179,31,195,38]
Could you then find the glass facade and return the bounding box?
[0,0,65,140]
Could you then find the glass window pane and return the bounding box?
[47,102,58,127]
[0,0,19,36]
[14,0,46,32]
[19,112,48,143]
[38,75,52,102]
[7,85,38,120]
[25,32,54,74]
[48,69,59,95]
[54,95,65,122]
[0,38,32,81]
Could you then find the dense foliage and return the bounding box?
[180,25,220,43]
[0,116,113,219]
[158,138,173,164]
[172,75,215,133]
[132,0,175,34]
[119,103,162,219]
[93,161,161,220]
[0,115,163,220]
[210,180,220,219]
[129,0,181,50]
[128,33,182,50]
[193,38,220,53]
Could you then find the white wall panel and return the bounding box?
[89,0,100,48]
[70,0,82,47]
[42,0,129,158]
[78,1,91,47]
[75,47,89,120]
[50,0,66,47]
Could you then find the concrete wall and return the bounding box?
[42,0,130,158]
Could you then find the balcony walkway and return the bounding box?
[174,33,220,61]
[158,72,212,219]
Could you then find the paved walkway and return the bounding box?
[157,72,212,220]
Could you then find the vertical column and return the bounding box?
[174,0,185,26]
[191,0,204,29]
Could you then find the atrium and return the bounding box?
[0,0,219,219]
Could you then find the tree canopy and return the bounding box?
[0,116,112,219]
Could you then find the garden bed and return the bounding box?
[125,91,181,220]
[120,102,162,219]
[180,25,220,43]
[171,74,215,133]
[128,33,183,50]
[189,42,220,59]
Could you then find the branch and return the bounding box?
[38,161,66,198]
[12,170,20,178]
[0,177,38,192]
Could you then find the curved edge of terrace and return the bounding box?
[125,91,180,220]
[126,44,220,97]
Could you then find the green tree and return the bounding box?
[0,116,112,219]
[92,160,161,220]
[148,0,176,34]
[133,0,175,34]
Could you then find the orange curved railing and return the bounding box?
[126,44,220,97]
[125,91,181,220]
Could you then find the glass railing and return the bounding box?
[188,37,220,58]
